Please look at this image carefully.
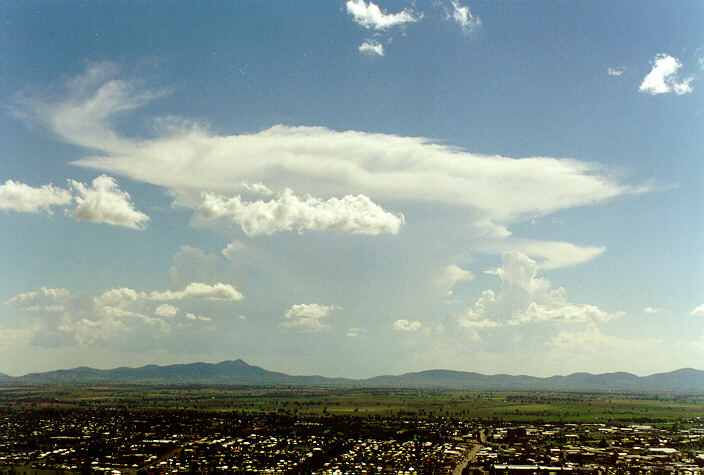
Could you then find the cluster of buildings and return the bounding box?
[1,408,703,473]
[471,422,704,473]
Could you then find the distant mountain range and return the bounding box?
[2,360,703,393]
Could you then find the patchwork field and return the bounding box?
[1,385,702,424]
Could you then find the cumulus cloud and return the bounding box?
[93,287,146,308]
[3,281,239,347]
[281,303,339,332]
[607,68,624,76]
[199,188,404,236]
[0,180,71,214]
[0,325,39,348]
[72,317,128,345]
[346,0,418,30]
[359,39,384,56]
[459,251,621,330]
[150,282,243,301]
[12,65,647,269]
[155,303,179,317]
[393,319,422,332]
[69,175,149,229]
[221,241,246,260]
[549,324,659,354]
[644,306,662,314]
[447,1,480,32]
[690,304,704,317]
[639,54,693,95]
[5,287,71,306]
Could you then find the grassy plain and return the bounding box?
[1,386,702,424]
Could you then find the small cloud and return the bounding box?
[346,327,363,338]
[242,181,273,196]
[447,1,480,33]
[221,241,245,260]
[393,319,422,332]
[236,314,247,320]
[150,282,243,301]
[639,54,693,95]
[186,312,212,322]
[607,67,624,76]
[154,303,179,318]
[0,180,72,214]
[281,303,339,332]
[346,0,418,30]
[200,188,404,236]
[359,39,384,56]
[690,304,704,317]
[643,306,662,314]
[69,175,149,229]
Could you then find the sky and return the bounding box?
[0,0,702,378]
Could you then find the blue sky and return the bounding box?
[0,0,702,377]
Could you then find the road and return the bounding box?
[452,443,482,475]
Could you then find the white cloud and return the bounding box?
[281,303,339,332]
[346,0,418,30]
[639,54,693,95]
[5,287,71,306]
[69,175,149,229]
[440,264,474,296]
[475,238,606,270]
[186,312,212,322]
[199,188,404,236]
[12,65,646,270]
[0,180,72,214]
[644,306,662,314]
[72,317,128,345]
[459,251,621,329]
[393,319,422,332]
[242,181,273,196]
[93,287,146,308]
[549,324,658,354]
[359,39,384,56]
[150,282,243,301]
[221,241,246,260]
[607,68,624,76]
[690,304,704,317]
[346,327,363,338]
[448,1,480,32]
[0,325,39,348]
[155,303,179,317]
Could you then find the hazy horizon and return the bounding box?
[1,1,702,379]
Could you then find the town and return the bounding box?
[2,405,703,473]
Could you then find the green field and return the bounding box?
[1,385,702,424]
